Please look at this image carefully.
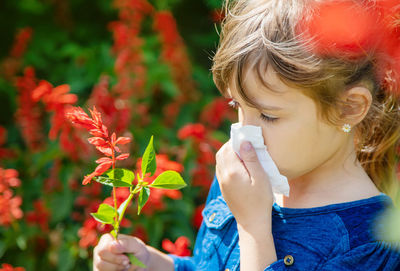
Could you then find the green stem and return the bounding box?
[118,192,135,225]
[111,145,119,238]
[116,174,143,231]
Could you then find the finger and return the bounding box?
[98,249,130,266]
[238,141,267,182]
[93,258,127,271]
[110,234,150,269]
[97,233,115,251]
[110,235,144,255]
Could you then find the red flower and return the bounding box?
[178,123,207,141]
[78,218,100,248]
[0,263,25,271]
[192,204,205,229]
[191,166,213,189]
[66,106,131,185]
[131,224,148,243]
[298,1,380,58]
[298,0,400,96]
[10,27,33,59]
[0,127,14,159]
[200,97,236,128]
[0,168,21,193]
[0,190,23,226]
[15,67,44,151]
[1,27,33,80]
[26,200,50,232]
[162,236,191,256]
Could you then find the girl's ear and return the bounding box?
[339,86,372,125]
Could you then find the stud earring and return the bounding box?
[342,123,351,133]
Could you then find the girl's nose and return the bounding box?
[240,112,260,127]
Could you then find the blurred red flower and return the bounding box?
[200,97,236,128]
[162,236,191,256]
[1,27,33,80]
[0,127,14,159]
[192,204,205,229]
[15,67,44,151]
[0,168,23,226]
[0,263,25,271]
[178,123,207,141]
[78,218,101,248]
[26,200,50,232]
[0,168,21,193]
[0,190,23,226]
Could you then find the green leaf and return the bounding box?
[141,136,156,178]
[126,253,147,268]
[138,187,150,215]
[149,171,186,190]
[90,203,116,224]
[105,168,135,184]
[94,176,133,187]
[94,168,135,187]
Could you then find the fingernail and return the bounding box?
[241,141,252,152]
[112,240,123,252]
[122,260,129,266]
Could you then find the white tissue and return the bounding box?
[230,123,290,197]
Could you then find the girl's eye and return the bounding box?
[228,99,279,123]
[260,113,279,123]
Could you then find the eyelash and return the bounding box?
[228,100,279,123]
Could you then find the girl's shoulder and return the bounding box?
[272,192,392,217]
[272,193,396,249]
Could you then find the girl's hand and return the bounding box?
[215,140,274,229]
[93,233,150,271]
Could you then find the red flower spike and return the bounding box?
[94,161,113,175]
[101,125,109,138]
[89,106,102,126]
[31,80,53,101]
[65,107,95,130]
[115,136,131,145]
[95,146,113,157]
[83,172,97,185]
[116,153,129,160]
[89,129,104,137]
[95,157,113,164]
[114,145,121,153]
[111,133,117,145]
[88,137,108,147]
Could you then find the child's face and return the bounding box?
[228,66,349,181]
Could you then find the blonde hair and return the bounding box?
[211,0,400,199]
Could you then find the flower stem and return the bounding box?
[111,146,119,238]
[118,192,135,225]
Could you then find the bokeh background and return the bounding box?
[0,0,239,270]
[1,1,400,270]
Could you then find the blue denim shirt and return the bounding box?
[168,176,400,270]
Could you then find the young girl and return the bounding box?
[93,0,400,270]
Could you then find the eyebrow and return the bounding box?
[246,100,283,111]
[226,94,284,111]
